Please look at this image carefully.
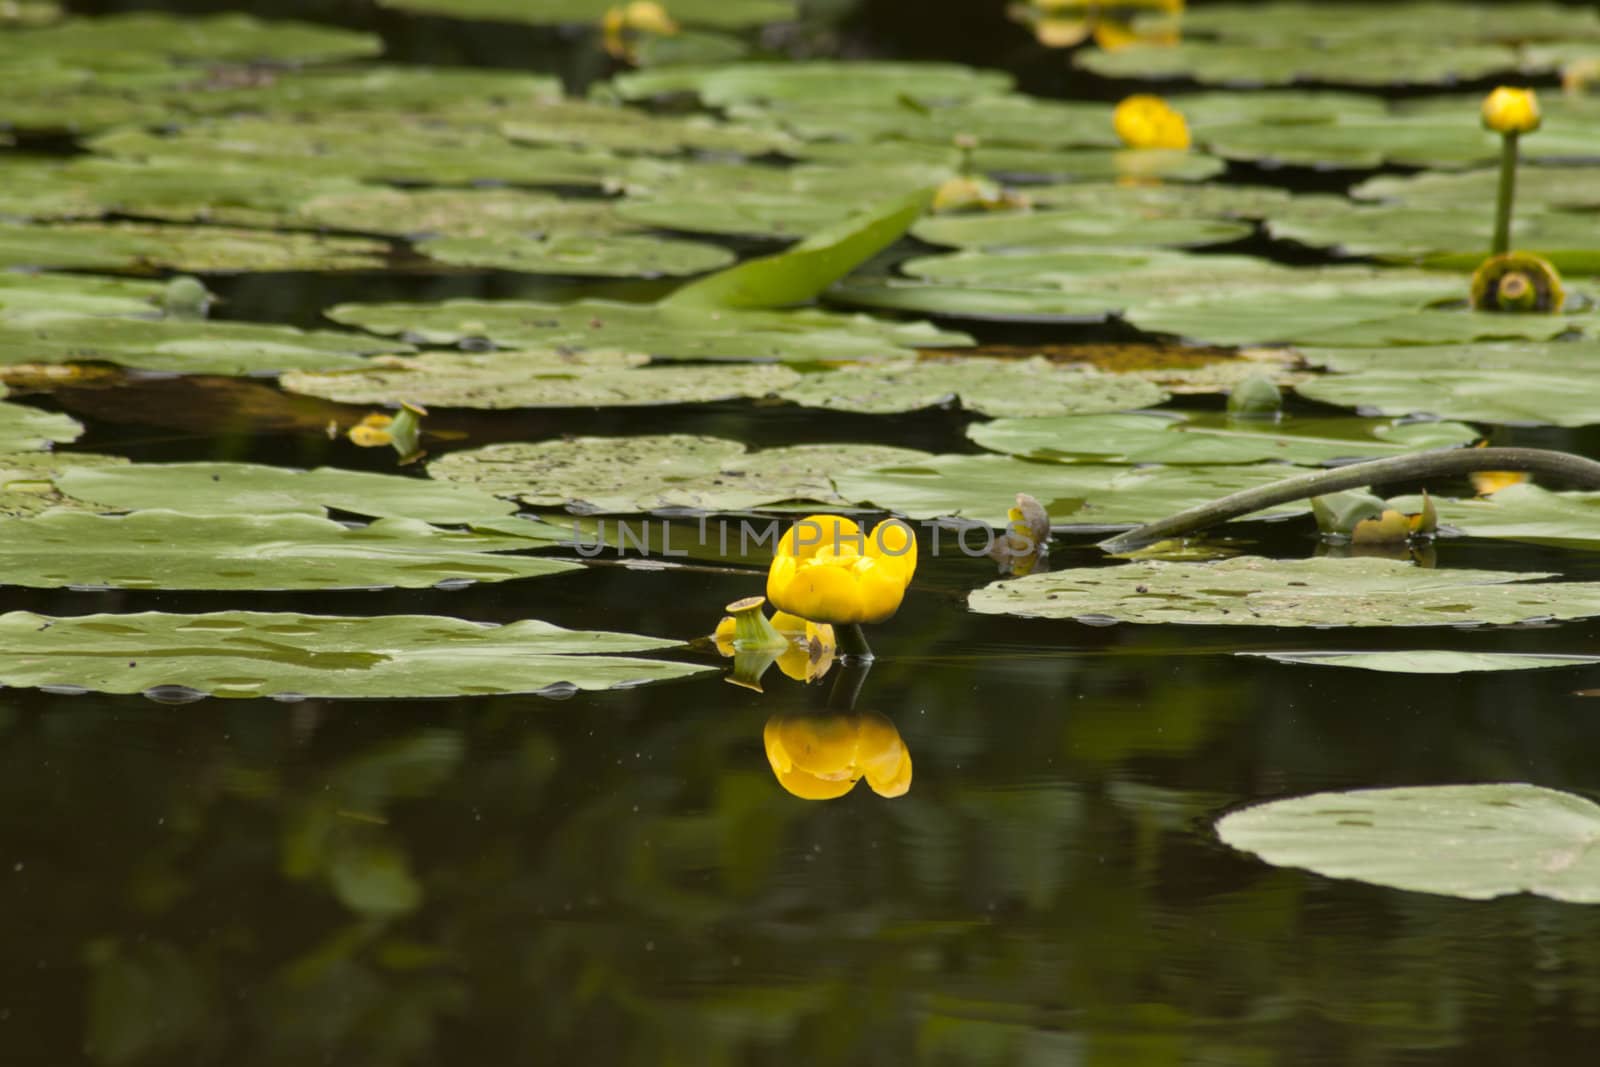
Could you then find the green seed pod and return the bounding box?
[1226,372,1283,418]
[159,276,211,321]
[1470,252,1565,313]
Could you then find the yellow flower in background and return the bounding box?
[1113,94,1191,150]
[1481,87,1541,134]
[601,0,679,63]
[763,711,912,800]
[1014,0,1184,51]
[766,514,917,626]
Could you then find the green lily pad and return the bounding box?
[728,92,1115,151]
[0,13,381,68]
[1178,89,1390,126]
[1215,783,1600,903]
[56,462,516,523]
[0,384,80,451]
[418,231,733,278]
[1388,483,1600,551]
[1243,650,1600,673]
[0,510,577,590]
[1026,179,1292,219]
[327,298,970,362]
[502,99,796,155]
[292,186,613,239]
[1172,2,1600,44]
[0,221,389,273]
[778,357,1167,416]
[969,412,1476,465]
[968,556,1600,627]
[613,61,1013,107]
[282,352,798,408]
[960,146,1225,184]
[1296,342,1600,427]
[0,314,405,375]
[0,452,128,519]
[1124,270,1587,347]
[836,454,1316,526]
[0,273,189,319]
[1078,39,1522,88]
[378,0,793,29]
[429,435,933,513]
[912,208,1250,252]
[0,610,710,699]
[1353,166,1600,213]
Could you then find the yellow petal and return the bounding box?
[775,561,864,625]
[852,556,908,624]
[1113,94,1191,150]
[867,518,918,587]
[1482,86,1541,134]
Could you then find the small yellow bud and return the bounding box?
[1481,86,1541,135]
[1112,94,1190,150]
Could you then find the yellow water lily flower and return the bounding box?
[766,514,917,626]
[763,711,912,800]
[1112,94,1190,150]
[1481,86,1541,135]
[601,0,679,63]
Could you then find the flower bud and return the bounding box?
[1481,87,1541,135]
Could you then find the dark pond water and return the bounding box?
[7,1,1600,1065]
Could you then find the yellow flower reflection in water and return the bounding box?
[763,711,912,800]
[714,599,837,686]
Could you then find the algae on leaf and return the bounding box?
[779,357,1167,417]
[1217,784,1600,903]
[0,611,711,699]
[969,556,1600,627]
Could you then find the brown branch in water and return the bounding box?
[1096,447,1600,554]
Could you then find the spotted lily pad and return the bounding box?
[1215,784,1600,903]
[0,452,128,519]
[0,384,80,451]
[1244,650,1600,673]
[0,510,576,590]
[327,298,970,362]
[502,99,796,155]
[0,315,405,375]
[1296,342,1600,427]
[418,231,733,278]
[0,610,709,699]
[56,462,516,523]
[912,209,1250,252]
[729,92,1115,151]
[0,221,388,273]
[836,454,1316,526]
[779,357,1167,416]
[282,352,798,408]
[968,556,1600,627]
[378,0,794,29]
[969,412,1476,465]
[429,435,933,513]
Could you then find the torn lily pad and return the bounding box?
[0,510,577,590]
[836,454,1316,527]
[1243,650,1600,673]
[779,357,1167,417]
[1216,783,1600,903]
[429,435,933,513]
[969,412,1475,466]
[56,462,516,523]
[282,352,798,408]
[1296,342,1600,427]
[968,556,1600,627]
[327,298,970,363]
[0,610,710,699]
[0,315,404,375]
[0,221,388,273]
[0,385,81,451]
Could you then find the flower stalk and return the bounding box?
[1492,131,1518,256]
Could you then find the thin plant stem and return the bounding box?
[1492,132,1519,256]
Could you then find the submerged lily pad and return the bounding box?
[327,298,970,363]
[778,357,1167,417]
[969,412,1476,466]
[968,556,1600,627]
[429,435,933,513]
[56,462,516,523]
[0,315,404,375]
[0,389,79,453]
[0,221,389,273]
[283,352,798,408]
[1216,784,1600,903]
[0,510,577,590]
[0,610,710,699]
[378,0,793,29]
[1297,342,1600,427]
[836,455,1316,526]
[1244,650,1600,673]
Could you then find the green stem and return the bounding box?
[835,622,874,663]
[1097,447,1600,554]
[1493,131,1519,256]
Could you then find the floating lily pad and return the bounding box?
[614,61,1013,107]
[327,298,970,362]
[1215,784,1600,903]
[429,435,933,513]
[968,556,1600,627]
[0,610,709,699]
[0,13,381,68]
[1172,2,1600,45]
[502,99,796,155]
[1296,342,1600,427]
[1078,39,1522,88]
[0,452,128,519]
[418,231,733,277]
[293,186,616,239]
[1124,270,1586,347]
[0,273,190,320]
[0,510,576,590]
[0,385,80,451]
[1387,484,1600,552]
[0,314,404,375]
[912,208,1250,252]
[0,221,389,273]
[1196,113,1599,171]
[1178,90,1390,126]
[1026,180,1292,219]
[779,357,1167,416]
[378,0,793,29]
[56,462,516,523]
[283,352,798,408]
[960,146,1225,184]
[729,93,1115,151]
[1243,650,1600,673]
[969,412,1476,465]
[836,455,1316,526]
[1353,166,1600,214]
